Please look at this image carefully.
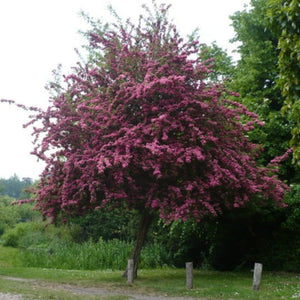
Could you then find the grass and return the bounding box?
[18,238,170,270]
[1,221,171,270]
[0,246,299,299]
[0,277,129,300]
[19,238,133,270]
[0,245,21,267]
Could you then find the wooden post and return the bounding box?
[252,263,263,291]
[186,262,193,289]
[127,259,134,284]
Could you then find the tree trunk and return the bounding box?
[123,209,153,278]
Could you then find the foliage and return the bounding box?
[140,0,300,272]
[225,1,300,272]
[0,196,17,234]
[0,220,85,248]
[0,219,171,270]
[150,189,300,272]
[0,222,45,247]
[282,183,300,231]
[150,217,217,268]
[230,0,296,175]
[0,195,38,236]
[197,0,297,273]
[207,183,300,272]
[267,0,300,162]
[0,2,295,276]
[199,42,235,84]
[70,208,140,242]
[230,0,280,107]
[0,175,33,199]
[13,3,288,226]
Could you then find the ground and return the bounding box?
[0,276,199,299]
[0,293,22,300]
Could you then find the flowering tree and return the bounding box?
[4,3,289,276]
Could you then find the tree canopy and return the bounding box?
[267,0,300,163]
[230,0,297,181]
[14,3,288,225]
[1,1,297,275]
[0,175,33,199]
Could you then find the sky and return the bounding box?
[0,0,251,180]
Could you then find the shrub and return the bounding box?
[140,242,172,269]
[1,222,45,247]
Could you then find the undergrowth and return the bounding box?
[0,221,172,270]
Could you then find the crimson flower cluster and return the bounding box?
[17,5,288,222]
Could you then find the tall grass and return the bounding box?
[1,221,172,270]
[20,238,132,270]
[20,239,168,270]
[19,238,172,270]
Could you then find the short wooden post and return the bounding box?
[252,263,263,291]
[186,262,193,289]
[127,259,134,284]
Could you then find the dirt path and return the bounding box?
[0,293,23,300]
[1,276,199,299]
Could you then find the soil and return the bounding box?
[0,276,200,299]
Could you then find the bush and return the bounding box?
[208,187,300,272]
[0,195,39,239]
[0,221,81,247]
[1,222,45,247]
[140,242,172,269]
[149,217,217,269]
[69,208,140,242]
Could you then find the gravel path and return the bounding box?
[0,293,23,300]
[61,284,197,299]
[1,276,199,299]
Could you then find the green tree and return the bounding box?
[0,195,37,235]
[230,0,298,181]
[0,195,17,234]
[267,0,300,162]
[201,0,300,271]
[0,175,32,199]
[199,42,235,84]
[151,1,300,271]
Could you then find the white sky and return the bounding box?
[0,0,250,180]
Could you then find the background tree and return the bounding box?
[199,42,235,84]
[0,175,33,199]
[0,195,17,235]
[0,194,38,236]
[267,0,300,162]
[14,3,289,277]
[230,0,298,181]
[155,0,299,272]
[202,0,300,271]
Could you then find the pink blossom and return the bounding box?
[5,3,289,224]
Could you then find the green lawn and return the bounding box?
[0,246,299,299]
